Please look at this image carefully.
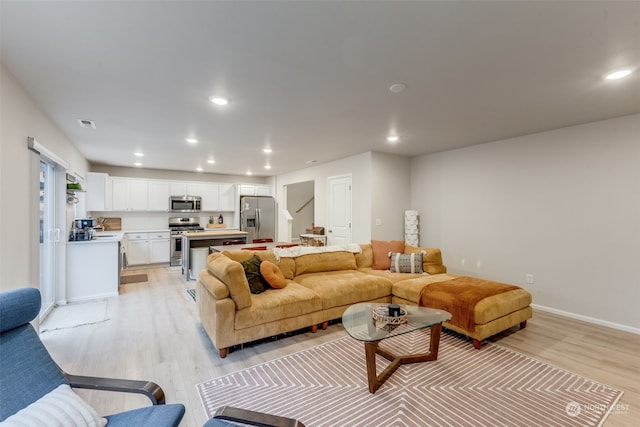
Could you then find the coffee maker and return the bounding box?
[69,218,96,241]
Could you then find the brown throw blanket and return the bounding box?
[419,276,520,331]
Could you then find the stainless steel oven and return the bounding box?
[169,217,204,267]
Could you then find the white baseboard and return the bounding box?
[532,303,640,335]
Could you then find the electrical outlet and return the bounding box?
[375,218,382,226]
[526,274,534,284]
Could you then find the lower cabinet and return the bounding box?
[149,236,170,263]
[126,231,170,266]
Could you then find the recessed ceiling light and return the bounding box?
[605,69,633,80]
[264,164,272,170]
[246,170,252,175]
[263,148,273,154]
[387,135,400,143]
[389,83,407,93]
[305,160,317,164]
[77,119,96,129]
[196,167,203,172]
[209,96,229,106]
[207,159,215,164]
[134,152,144,157]
[186,138,198,144]
[134,162,142,167]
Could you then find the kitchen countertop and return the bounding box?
[122,229,170,233]
[67,231,124,244]
[182,230,248,238]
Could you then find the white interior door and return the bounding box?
[327,175,352,246]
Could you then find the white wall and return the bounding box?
[276,152,372,244]
[0,64,88,292]
[411,114,640,331]
[370,152,412,241]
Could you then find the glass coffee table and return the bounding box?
[342,303,451,393]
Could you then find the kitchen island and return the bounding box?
[181,230,248,280]
[66,232,124,302]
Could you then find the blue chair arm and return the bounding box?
[206,405,305,427]
[64,373,166,405]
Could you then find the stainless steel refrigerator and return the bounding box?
[240,196,276,243]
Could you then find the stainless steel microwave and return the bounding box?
[169,195,201,213]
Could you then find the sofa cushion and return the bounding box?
[404,245,447,274]
[371,240,405,270]
[206,253,252,310]
[222,250,295,280]
[392,274,457,304]
[294,251,356,276]
[389,251,424,273]
[260,261,287,289]
[240,255,269,294]
[295,270,392,310]
[355,244,373,268]
[358,268,425,284]
[234,283,322,330]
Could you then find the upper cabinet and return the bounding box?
[86,175,242,213]
[86,172,111,211]
[111,178,149,211]
[239,184,272,197]
[201,183,236,211]
[148,181,170,211]
[170,182,202,197]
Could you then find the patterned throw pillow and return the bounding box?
[389,251,425,274]
[240,255,269,294]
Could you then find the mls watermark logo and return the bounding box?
[566,400,629,418]
[565,401,581,417]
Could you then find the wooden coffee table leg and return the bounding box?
[363,323,444,394]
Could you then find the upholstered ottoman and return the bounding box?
[393,276,532,349]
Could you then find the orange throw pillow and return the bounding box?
[371,240,405,270]
[260,261,287,289]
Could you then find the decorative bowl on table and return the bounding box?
[372,304,408,330]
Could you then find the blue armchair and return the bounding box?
[0,288,185,426]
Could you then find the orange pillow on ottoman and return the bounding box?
[371,240,405,270]
[260,261,287,288]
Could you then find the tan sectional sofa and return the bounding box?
[196,245,532,358]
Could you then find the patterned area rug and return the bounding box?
[197,331,623,427]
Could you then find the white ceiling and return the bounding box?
[2,1,639,177]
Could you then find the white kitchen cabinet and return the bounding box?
[111,178,130,211]
[170,182,187,196]
[126,232,149,265]
[201,183,236,211]
[219,183,236,210]
[200,183,220,211]
[148,181,170,211]
[239,184,272,196]
[170,182,202,197]
[149,232,170,263]
[126,231,170,265]
[111,178,149,211]
[130,181,148,210]
[188,183,203,196]
[66,239,120,302]
[86,172,110,211]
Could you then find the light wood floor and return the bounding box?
[40,267,639,427]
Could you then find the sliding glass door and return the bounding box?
[39,159,57,319]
